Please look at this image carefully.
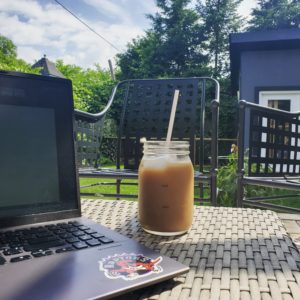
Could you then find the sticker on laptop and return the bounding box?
[99,253,163,280]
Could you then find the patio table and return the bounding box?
[81,199,300,300]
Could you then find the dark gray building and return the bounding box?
[32,55,65,78]
[230,28,300,112]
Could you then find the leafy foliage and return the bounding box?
[248,0,300,31]
[196,0,243,77]
[56,60,120,137]
[219,78,238,138]
[217,152,238,206]
[117,0,209,79]
[0,34,39,73]
[56,60,115,113]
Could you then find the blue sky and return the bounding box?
[0,0,256,70]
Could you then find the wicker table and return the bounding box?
[81,199,300,300]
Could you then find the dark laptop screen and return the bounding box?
[0,71,79,222]
[0,104,60,210]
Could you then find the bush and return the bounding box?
[217,152,237,206]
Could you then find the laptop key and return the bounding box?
[78,226,89,231]
[72,231,85,237]
[59,233,73,239]
[91,233,104,239]
[0,243,10,250]
[3,247,23,256]
[32,250,53,257]
[31,250,45,257]
[98,237,114,244]
[79,235,92,241]
[66,227,78,233]
[73,242,88,250]
[53,229,66,235]
[10,255,31,263]
[68,221,82,227]
[86,239,101,247]
[0,255,6,265]
[36,231,53,238]
[84,229,97,235]
[23,240,66,252]
[27,236,58,245]
[66,237,80,244]
[55,246,74,253]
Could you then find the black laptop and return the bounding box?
[0,71,188,300]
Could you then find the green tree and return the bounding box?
[197,0,243,77]
[195,1,242,140]
[218,78,238,138]
[248,0,300,31]
[117,0,209,79]
[0,35,16,57]
[56,60,115,113]
[0,34,39,73]
[117,33,164,79]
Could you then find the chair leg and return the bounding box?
[210,169,217,206]
[116,179,121,200]
[236,173,244,207]
[199,182,204,201]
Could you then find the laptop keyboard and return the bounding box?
[0,221,114,266]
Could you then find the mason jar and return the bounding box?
[138,141,194,236]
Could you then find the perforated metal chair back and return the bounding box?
[74,115,105,168]
[117,78,219,171]
[237,100,300,213]
[74,84,117,169]
[248,107,300,177]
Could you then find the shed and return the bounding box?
[32,55,65,78]
[230,28,300,111]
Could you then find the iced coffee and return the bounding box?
[138,141,194,236]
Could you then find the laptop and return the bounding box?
[0,71,189,300]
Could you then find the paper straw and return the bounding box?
[166,89,180,142]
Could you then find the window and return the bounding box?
[259,90,300,112]
[268,99,290,111]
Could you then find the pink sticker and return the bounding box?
[99,253,163,280]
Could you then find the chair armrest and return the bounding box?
[74,83,119,122]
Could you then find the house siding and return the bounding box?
[240,49,300,102]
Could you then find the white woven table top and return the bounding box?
[81,199,300,300]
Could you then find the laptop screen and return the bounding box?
[0,71,79,221]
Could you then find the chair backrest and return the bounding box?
[74,84,117,168]
[116,77,220,170]
[74,114,105,168]
[238,100,300,177]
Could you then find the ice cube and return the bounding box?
[142,156,168,169]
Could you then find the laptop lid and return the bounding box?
[0,71,81,228]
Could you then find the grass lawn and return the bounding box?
[248,187,300,210]
[80,177,139,200]
[79,177,209,205]
[80,177,300,210]
[79,163,300,210]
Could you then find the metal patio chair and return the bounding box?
[237,100,300,213]
[75,77,220,205]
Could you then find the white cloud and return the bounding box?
[18,46,42,64]
[0,0,255,69]
[84,0,131,24]
[0,0,43,19]
[0,0,150,69]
